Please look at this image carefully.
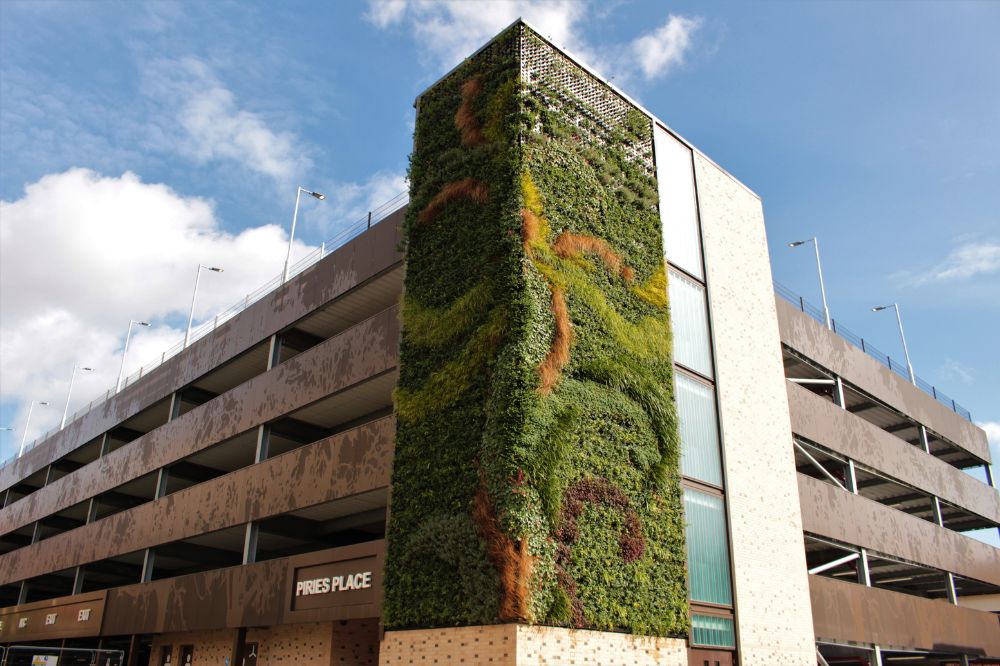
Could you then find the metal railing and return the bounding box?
[5,192,409,465]
[775,280,972,421]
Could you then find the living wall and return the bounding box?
[383,23,688,637]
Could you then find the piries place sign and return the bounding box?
[290,556,377,611]
[295,571,372,597]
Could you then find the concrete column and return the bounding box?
[72,566,85,595]
[242,523,259,564]
[140,549,155,583]
[267,334,282,370]
[167,392,182,422]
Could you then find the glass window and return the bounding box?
[654,125,703,279]
[691,613,736,648]
[668,269,713,378]
[676,374,722,486]
[684,489,732,605]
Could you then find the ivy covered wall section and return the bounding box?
[384,22,688,637]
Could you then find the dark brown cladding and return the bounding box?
[1,306,400,537]
[788,383,1000,524]
[1,542,383,639]
[798,474,1000,587]
[1,212,404,493]
[0,590,107,642]
[775,298,989,462]
[809,575,1000,657]
[0,416,394,585]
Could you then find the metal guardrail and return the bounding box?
[775,280,972,422]
[4,192,409,466]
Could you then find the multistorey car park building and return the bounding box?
[1,21,997,666]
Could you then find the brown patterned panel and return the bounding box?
[788,383,1000,524]
[1,212,404,493]
[776,298,989,462]
[0,590,106,642]
[103,542,384,636]
[1,306,400,537]
[810,575,1000,656]
[798,473,1000,586]
[0,417,394,585]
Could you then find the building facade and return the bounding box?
[1,21,997,666]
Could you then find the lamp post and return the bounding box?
[872,303,915,385]
[788,237,831,330]
[185,264,224,348]
[61,364,95,429]
[18,401,49,458]
[117,319,150,393]
[282,186,326,284]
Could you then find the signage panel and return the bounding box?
[290,556,377,611]
[0,592,106,642]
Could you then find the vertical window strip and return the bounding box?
[654,126,704,279]
[691,613,736,648]
[668,270,714,377]
[684,489,733,606]
[676,373,723,486]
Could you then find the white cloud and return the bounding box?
[363,1,700,84]
[631,15,701,80]
[896,240,1000,286]
[938,358,975,386]
[365,0,408,28]
[142,57,312,188]
[314,171,408,234]
[0,168,317,459]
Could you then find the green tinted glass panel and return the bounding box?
[668,270,713,378]
[676,373,722,486]
[692,613,736,647]
[684,489,732,605]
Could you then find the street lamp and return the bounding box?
[184,264,225,348]
[18,401,50,458]
[872,303,915,385]
[61,365,95,429]
[788,237,831,330]
[282,186,326,284]
[116,319,150,393]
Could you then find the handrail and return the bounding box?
[774,280,972,422]
[3,192,409,466]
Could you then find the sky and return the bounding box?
[0,1,998,483]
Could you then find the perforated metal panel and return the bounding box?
[519,25,654,173]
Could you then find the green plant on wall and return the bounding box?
[384,23,688,637]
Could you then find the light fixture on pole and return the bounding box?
[18,401,50,458]
[282,186,326,284]
[117,319,150,393]
[788,237,831,330]
[872,303,915,385]
[185,264,225,348]
[61,364,95,429]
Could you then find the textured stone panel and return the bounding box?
[694,152,816,664]
[378,624,686,665]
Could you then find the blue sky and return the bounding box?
[1,1,998,476]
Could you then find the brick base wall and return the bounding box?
[147,620,379,666]
[149,629,236,666]
[378,624,687,665]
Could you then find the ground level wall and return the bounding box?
[379,624,687,665]
[148,621,379,666]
